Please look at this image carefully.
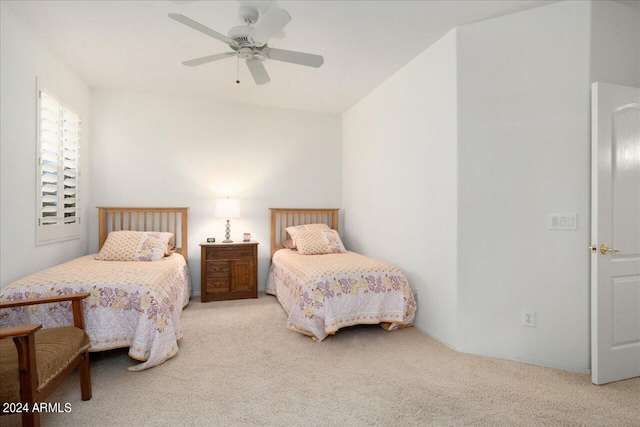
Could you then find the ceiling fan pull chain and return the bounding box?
[236,56,240,84]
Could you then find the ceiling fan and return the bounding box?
[169,6,324,85]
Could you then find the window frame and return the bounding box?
[35,82,81,246]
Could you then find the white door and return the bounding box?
[591,82,640,385]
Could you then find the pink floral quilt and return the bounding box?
[266,249,416,341]
[0,254,191,371]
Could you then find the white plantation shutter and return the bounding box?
[37,88,81,244]
[61,106,79,224]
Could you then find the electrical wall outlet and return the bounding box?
[549,213,577,230]
[522,310,535,327]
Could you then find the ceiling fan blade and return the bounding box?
[248,7,291,45]
[182,52,236,67]
[169,13,236,46]
[246,59,271,85]
[266,48,324,68]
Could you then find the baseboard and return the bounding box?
[414,324,458,351]
[413,325,591,375]
[455,345,591,375]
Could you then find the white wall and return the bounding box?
[591,0,640,88]
[456,0,593,372]
[342,30,459,346]
[89,90,342,293]
[0,3,92,288]
[342,0,639,373]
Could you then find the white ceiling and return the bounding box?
[6,0,557,114]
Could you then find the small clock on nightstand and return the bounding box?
[199,241,258,302]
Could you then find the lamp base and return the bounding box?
[223,219,233,243]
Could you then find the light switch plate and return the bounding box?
[549,213,577,230]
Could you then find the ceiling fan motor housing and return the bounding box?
[228,26,253,45]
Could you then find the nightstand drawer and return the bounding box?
[206,246,253,260]
[205,261,229,277]
[205,277,229,293]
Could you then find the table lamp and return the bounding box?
[214,197,240,243]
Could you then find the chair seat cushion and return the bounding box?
[0,326,90,403]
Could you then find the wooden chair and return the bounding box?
[0,293,92,427]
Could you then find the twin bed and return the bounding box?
[0,207,191,371]
[266,208,416,341]
[0,207,415,371]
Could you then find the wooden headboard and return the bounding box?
[270,208,339,259]
[98,207,189,261]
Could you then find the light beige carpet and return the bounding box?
[2,295,638,426]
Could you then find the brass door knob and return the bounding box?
[600,244,621,254]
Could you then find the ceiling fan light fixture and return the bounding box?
[238,47,254,59]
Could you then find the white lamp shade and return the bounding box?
[214,198,240,219]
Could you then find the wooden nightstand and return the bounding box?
[200,241,258,302]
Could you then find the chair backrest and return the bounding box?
[0,293,92,426]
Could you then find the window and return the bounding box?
[36,88,81,245]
